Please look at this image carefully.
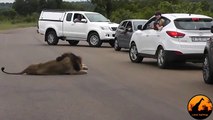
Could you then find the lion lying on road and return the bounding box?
[1,52,88,75]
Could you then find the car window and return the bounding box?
[73,13,86,22]
[118,21,128,30]
[126,21,133,32]
[143,17,156,30]
[174,18,213,30]
[66,13,72,21]
[133,21,147,30]
[126,21,132,28]
[143,17,170,30]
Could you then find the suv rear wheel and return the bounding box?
[203,53,213,84]
[88,32,102,47]
[67,40,79,46]
[157,48,168,68]
[129,43,143,63]
[45,30,59,45]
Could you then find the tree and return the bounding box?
[45,0,62,9]
[38,0,47,12]
[91,0,119,18]
[13,0,25,15]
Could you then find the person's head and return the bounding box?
[77,14,81,19]
[155,12,161,19]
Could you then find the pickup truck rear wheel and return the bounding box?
[45,30,59,45]
[67,40,79,46]
[88,32,102,47]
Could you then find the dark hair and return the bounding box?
[155,12,161,16]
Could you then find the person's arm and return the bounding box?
[74,18,80,22]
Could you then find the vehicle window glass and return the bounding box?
[119,21,127,30]
[174,18,213,30]
[126,21,132,28]
[143,17,170,30]
[133,21,147,30]
[73,13,85,22]
[66,13,72,21]
[125,21,133,32]
[163,17,170,26]
[143,17,156,30]
[85,13,109,22]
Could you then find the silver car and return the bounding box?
[114,19,147,51]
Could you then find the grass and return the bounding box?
[0,22,36,31]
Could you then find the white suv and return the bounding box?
[129,13,213,68]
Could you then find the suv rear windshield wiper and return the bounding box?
[199,27,210,30]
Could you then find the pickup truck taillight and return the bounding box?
[166,31,185,38]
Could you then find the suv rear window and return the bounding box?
[174,18,213,30]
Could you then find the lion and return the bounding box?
[1,52,88,75]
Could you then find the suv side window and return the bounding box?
[143,17,156,30]
[66,13,72,21]
[143,17,170,30]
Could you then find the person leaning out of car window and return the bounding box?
[153,12,165,30]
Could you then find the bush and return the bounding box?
[0,8,17,20]
[11,12,39,24]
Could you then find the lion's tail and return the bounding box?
[1,67,25,75]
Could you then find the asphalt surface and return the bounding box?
[0,27,213,120]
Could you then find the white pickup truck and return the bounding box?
[37,10,119,47]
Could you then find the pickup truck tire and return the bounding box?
[88,32,102,47]
[67,40,79,46]
[45,30,59,45]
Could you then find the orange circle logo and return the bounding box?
[188,94,212,119]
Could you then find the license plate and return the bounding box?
[191,37,210,42]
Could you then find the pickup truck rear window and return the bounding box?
[66,13,72,21]
[174,18,213,30]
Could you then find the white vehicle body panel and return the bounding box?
[130,13,213,56]
[38,11,119,41]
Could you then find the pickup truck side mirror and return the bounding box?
[81,19,87,23]
[106,19,110,22]
[137,25,143,30]
[211,26,213,33]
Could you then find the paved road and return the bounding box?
[0,27,212,120]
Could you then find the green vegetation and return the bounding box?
[0,0,213,30]
[0,22,36,31]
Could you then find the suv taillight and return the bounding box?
[166,31,185,38]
